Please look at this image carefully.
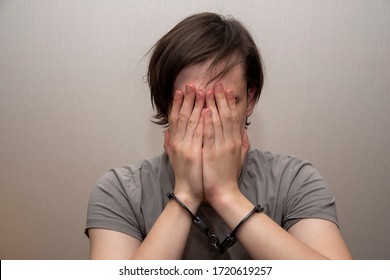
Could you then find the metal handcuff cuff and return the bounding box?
[167,192,264,254]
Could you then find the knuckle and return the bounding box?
[227,139,241,152]
[231,113,239,123]
[187,118,196,129]
[169,114,178,124]
[216,92,225,100]
[226,142,236,153]
[222,112,232,121]
[179,113,189,123]
[170,141,180,153]
[194,128,202,138]
[205,130,214,141]
[169,140,182,154]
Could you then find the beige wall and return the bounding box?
[0,0,389,259]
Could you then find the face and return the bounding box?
[173,59,256,132]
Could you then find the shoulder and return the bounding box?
[246,148,309,176]
[86,153,168,239]
[246,148,328,193]
[89,152,172,217]
[93,153,167,194]
[87,153,168,220]
[241,148,316,202]
[243,149,337,229]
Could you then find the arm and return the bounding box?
[202,83,352,259]
[89,85,205,259]
[89,197,198,259]
[209,192,352,259]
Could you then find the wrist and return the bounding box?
[172,190,202,213]
[206,184,242,210]
[208,188,257,232]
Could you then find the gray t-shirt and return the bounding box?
[85,149,338,259]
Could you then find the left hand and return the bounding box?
[202,83,250,205]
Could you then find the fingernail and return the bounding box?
[174,90,182,99]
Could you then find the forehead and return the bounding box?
[174,60,246,92]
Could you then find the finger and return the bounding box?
[193,110,203,147]
[214,83,233,141]
[169,90,184,138]
[184,89,205,141]
[225,89,241,142]
[206,88,223,145]
[241,128,251,163]
[176,84,196,137]
[202,108,214,150]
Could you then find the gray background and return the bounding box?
[1,0,389,259]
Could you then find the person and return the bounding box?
[85,12,352,259]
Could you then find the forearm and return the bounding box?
[130,193,199,260]
[210,189,328,260]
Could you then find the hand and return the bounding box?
[164,84,205,205]
[202,83,250,205]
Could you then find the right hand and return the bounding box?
[164,84,205,205]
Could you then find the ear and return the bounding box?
[246,86,256,117]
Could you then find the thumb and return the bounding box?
[163,129,171,157]
[241,128,250,162]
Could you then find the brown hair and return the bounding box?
[147,12,264,126]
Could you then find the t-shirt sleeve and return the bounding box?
[85,167,144,241]
[282,159,338,231]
